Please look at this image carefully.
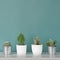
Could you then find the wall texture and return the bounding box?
[0,0,60,52]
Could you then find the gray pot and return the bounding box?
[4,46,11,55]
[48,46,56,55]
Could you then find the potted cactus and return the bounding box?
[46,39,57,55]
[16,33,27,56]
[3,41,11,55]
[31,36,43,56]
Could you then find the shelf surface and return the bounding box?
[0,52,60,60]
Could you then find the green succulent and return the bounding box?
[46,39,56,47]
[17,33,25,45]
[3,41,11,46]
[34,36,41,45]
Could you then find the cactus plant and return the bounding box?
[17,33,25,45]
[3,41,11,46]
[16,32,27,56]
[32,36,43,56]
[46,39,56,47]
[3,41,11,55]
[34,36,41,45]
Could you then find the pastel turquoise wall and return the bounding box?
[0,0,60,52]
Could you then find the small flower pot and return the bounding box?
[48,46,56,56]
[31,44,43,56]
[4,46,11,55]
[16,45,27,56]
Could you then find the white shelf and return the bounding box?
[0,52,60,60]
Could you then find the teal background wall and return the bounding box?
[0,0,60,52]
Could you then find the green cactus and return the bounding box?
[34,36,41,45]
[46,39,56,47]
[3,41,11,46]
[17,33,25,45]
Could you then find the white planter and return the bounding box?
[48,46,56,55]
[4,46,11,55]
[32,44,43,56]
[16,45,27,56]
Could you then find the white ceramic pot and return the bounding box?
[16,45,27,56]
[48,46,56,55]
[4,46,11,55]
[32,44,43,56]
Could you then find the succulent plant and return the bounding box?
[46,39,56,47]
[3,41,11,46]
[34,36,41,45]
[17,33,25,45]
